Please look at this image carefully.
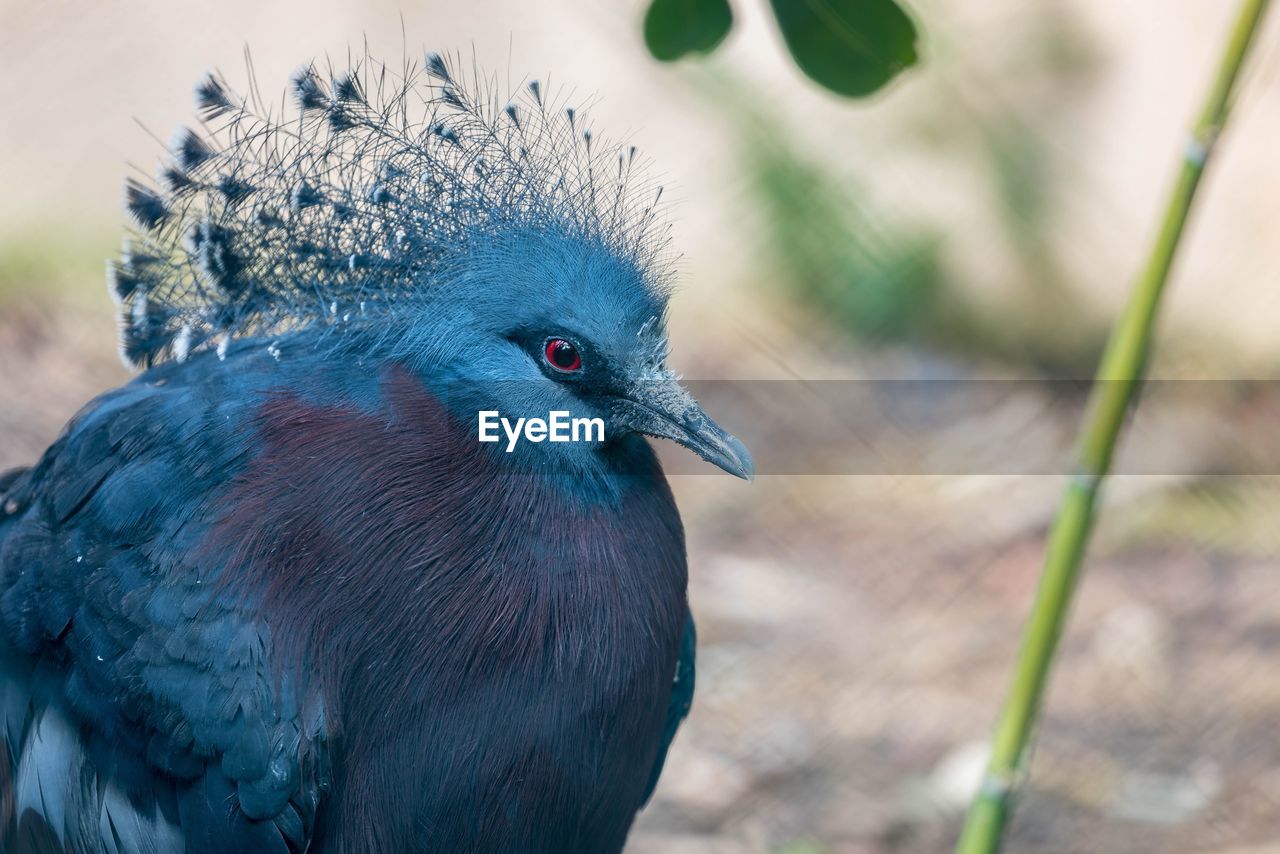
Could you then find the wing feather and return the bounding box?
[0,349,329,852]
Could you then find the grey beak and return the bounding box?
[611,375,754,480]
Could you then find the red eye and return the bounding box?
[544,338,582,372]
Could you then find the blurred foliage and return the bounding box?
[743,129,946,343]
[724,6,1111,375]
[644,0,733,61]
[643,0,918,98]
[740,117,1107,375]
[1116,479,1280,557]
[0,228,114,305]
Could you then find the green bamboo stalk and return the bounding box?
[955,2,1272,851]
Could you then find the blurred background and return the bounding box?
[3,1,1280,851]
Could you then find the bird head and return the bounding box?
[399,224,752,479]
[109,52,751,480]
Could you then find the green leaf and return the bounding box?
[768,0,918,97]
[644,0,734,62]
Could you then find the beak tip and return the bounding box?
[724,434,755,482]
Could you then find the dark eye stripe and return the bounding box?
[544,338,582,372]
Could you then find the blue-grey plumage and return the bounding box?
[0,50,750,854]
